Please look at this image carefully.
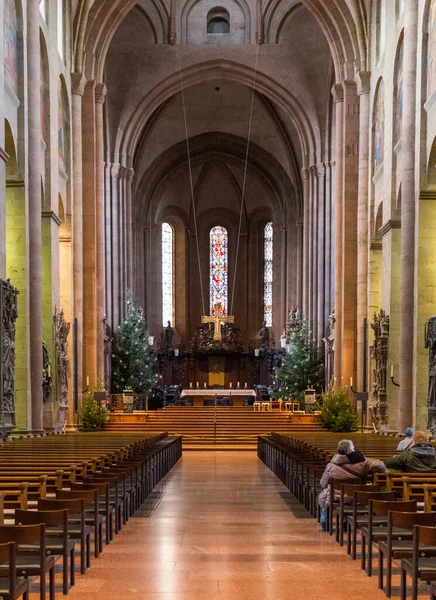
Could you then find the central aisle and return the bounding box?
[70,452,386,600]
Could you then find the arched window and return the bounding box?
[162,223,175,326]
[373,79,385,173]
[4,0,19,95]
[57,0,64,59]
[263,222,273,327]
[207,7,230,34]
[210,226,228,315]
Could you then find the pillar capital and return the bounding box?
[316,163,326,178]
[71,73,87,96]
[110,163,121,179]
[95,82,107,104]
[331,83,344,103]
[355,71,371,96]
[301,167,309,181]
[126,167,135,182]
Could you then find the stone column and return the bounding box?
[82,81,97,383]
[104,163,112,326]
[317,163,326,346]
[111,164,120,329]
[27,0,44,432]
[126,168,134,290]
[71,73,86,413]
[341,81,359,392]
[399,0,418,432]
[0,147,9,278]
[311,167,318,341]
[168,0,176,44]
[355,71,371,391]
[324,161,333,328]
[95,83,106,378]
[302,167,310,315]
[332,84,344,382]
[256,0,264,44]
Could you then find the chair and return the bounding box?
[38,498,90,575]
[346,490,397,560]
[56,489,103,558]
[0,541,29,600]
[84,475,123,533]
[15,509,75,596]
[360,499,416,576]
[333,483,378,546]
[0,524,55,600]
[378,511,436,598]
[400,525,436,600]
[253,402,261,412]
[71,482,114,545]
[327,477,366,536]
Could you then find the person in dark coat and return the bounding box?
[384,431,436,472]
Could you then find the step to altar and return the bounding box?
[104,407,323,448]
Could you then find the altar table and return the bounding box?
[181,389,256,407]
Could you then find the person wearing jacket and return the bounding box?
[384,431,436,472]
[318,439,386,531]
[397,427,415,451]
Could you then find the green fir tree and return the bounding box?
[111,290,158,394]
[274,314,324,404]
[319,386,358,432]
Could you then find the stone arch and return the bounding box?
[75,0,365,84]
[115,60,319,169]
[373,201,383,240]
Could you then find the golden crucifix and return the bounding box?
[202,303,235,341]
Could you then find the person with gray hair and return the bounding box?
[397,427,414,451]
[318,438,386,531]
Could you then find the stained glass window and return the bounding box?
[57,0,64,59]
[264,222,273,327]
[162,223,175,326]
[210,226,228,315]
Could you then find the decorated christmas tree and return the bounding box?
[274,314,324,404]
[111,290,158,394]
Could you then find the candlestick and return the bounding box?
[86,376,89,387]
[350,377,353,388]
[390,364,394,378]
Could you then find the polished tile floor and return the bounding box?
[68,452,388,600]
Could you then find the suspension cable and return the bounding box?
[176,45,206,316]
[230,41,260,315]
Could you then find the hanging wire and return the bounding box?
[230,41,260,315]
[176,45,206,316]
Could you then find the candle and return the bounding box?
[190,382,193,388]
[391,364,394,378]
[237,382,240,388]
[204,382,207,388]
[245,382,247,388]
[196,382,199,388]
[230,382,232,388]
[350,377,353,388]
[86,376,89,387]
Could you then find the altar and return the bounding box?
[181,388,256,407]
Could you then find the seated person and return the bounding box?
[384,430,436,472]
[397,427,415,451]
[318,439,386,531]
